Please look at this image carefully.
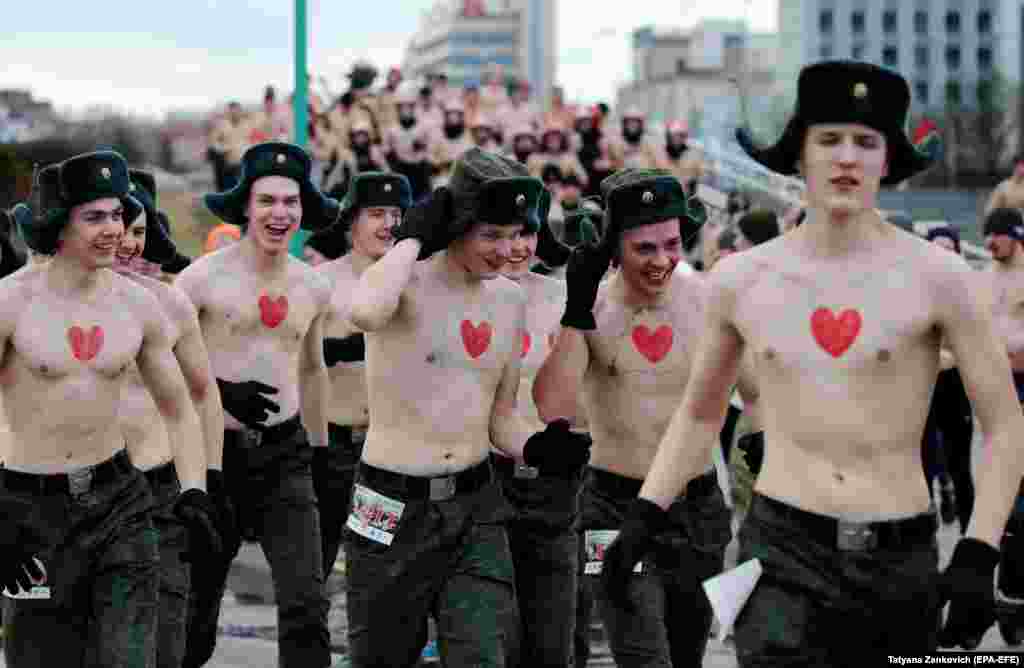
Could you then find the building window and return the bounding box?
[978,46,993,71]
[946,45,961,70]
[883,10,898,33]
[852,44,865,60]
[914,10,928,34]
[819,9,833,34]
[851,10,865,34]
[915,81,929,104]
[946,80,961,105]
[883,46,899,67]
[946,11,961,34]
[820,44,833,60]
[676,59,687,75]
[915,45,929,68]
[978,10,992,34]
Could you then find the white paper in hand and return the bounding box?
[702,557,762,639]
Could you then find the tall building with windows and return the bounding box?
[777,0,1023,110]
[402,0,556,104]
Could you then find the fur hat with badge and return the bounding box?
[13,151,142,256]
[736,60,938,185]
[599,169,707,260]
[127,169,178,264]
[328,171,412,256]
[204,142,340,232]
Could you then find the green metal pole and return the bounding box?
[289,0,311,258]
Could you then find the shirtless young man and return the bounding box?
[314,171,411,578]
[604,61,1024,662]
[176,142,338,668]
[984,155,1024,217]
[0,151,219,668]
[346,148,588,667]
[980,207,1024,644]
[114,169,232,668]
[494,196,592,667]
[532,169,728,667]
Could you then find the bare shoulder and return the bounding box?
[523,272,566,302]
[136,274,199,326]
[289,255,333,306]
[110,271,166,326]
[175,245,232,298]
[0,271,35,326]
[318,255,357,290]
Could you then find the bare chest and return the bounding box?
[736,268,936,375]
[202,281,317,345]
[588,302,701,387]
[518,289,564,372]
[13,303,143,380]
[990,270,1024,319]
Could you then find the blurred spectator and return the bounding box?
[660,120,705,194]
[207,101,249,191]
[498,78,540,147]
[544,86,575,131]
[926,224,961,254]
[204,223,241,254]
[610,106,658,169]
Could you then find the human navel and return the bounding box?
[763,348,777,361]
[426,352,437,364]
[877,349,891,363]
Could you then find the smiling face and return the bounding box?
[801,123,888,219]
[448,222,524,280]
[114,212,147,275]
[60,197,125,269]
[245,176,301,255]
[618,219,682,299]
[501,230,538,281]
[350,206,398,261]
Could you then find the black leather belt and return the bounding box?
[752,494,937,552]
[224,414,303,449]
[1,449,134,496]
[357,459,493,502]
[142,460,179,489]
[587,466,718,501]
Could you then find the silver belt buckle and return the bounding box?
[429,475,457,501]
[244,427,264,448]
[514,464,539,480]
[67,467,94,496]
[837,521,878,551]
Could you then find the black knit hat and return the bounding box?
[736,61,934,186]
[128,169,177,264]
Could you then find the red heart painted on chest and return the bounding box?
[632,325,673,364]
[259,295,289,329]
[810,307,862,358]
[521,331,531,358]
[461,320,492,359]
[67,325,104,362]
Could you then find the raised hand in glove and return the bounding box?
[561,241,612,330]
[601,498,670,611]
[175,489,225,563]
[937,538,1000,649]
[523,419,592,477]
[323,333,366,366]
[391,186,453,260]
[206,470,240,559]
[215,378,280,429]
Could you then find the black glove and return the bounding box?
[206,470,240,558]
[523,419,591,477]
[175,489,225,563]
[391,186,453,260]
[561,241,612,330]
[311,447,333,508]
[601,498,670,611]
[737,431,765,476]
[535,217,572,269]
[215,378,280,429]
[937,538,1000,649]
[323,333,366,366]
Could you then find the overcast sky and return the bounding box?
[0,0,776,119]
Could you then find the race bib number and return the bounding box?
[346,484,406,546]
[584,530,644,575]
